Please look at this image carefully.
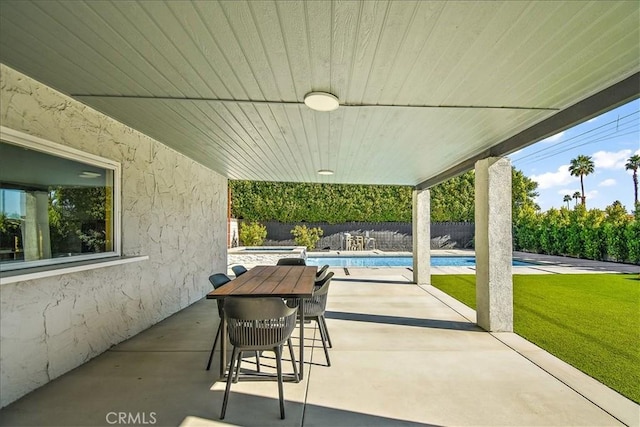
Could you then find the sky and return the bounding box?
[509,99,640,212]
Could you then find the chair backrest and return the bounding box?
[224,297,298,348]
[276,258,306,266]
[209,273,231,289]
[315,264,329,278]
[231,265,248,277]
[209,273,231,317]
[314,271,333,289]
[305,272,333,316]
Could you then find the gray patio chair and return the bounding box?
[206,273,263,372]
[231,265,248,277]
[301,271,334,365]
[276,258,306,266]
[220,297,299,420]
[206,273,231,371]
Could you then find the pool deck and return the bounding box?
[3,263,638,427]
[229,249,639,276]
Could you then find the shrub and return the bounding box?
[513,205,542,253]
[603,222,627,262]
[566,206,587,257]
[239,221,267,246]
[625,220,640,264]
[291,225,323,250]
[581,209,606,260]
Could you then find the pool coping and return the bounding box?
[307,250,541,267]
[229,245,307,255]
[227,249,639,275]
[304,249,639,275]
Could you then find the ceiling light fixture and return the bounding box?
[304,92,339,112]
[78,171,101,178]
[317,169,334,175]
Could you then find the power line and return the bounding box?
[511,110,639,166]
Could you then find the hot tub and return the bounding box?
[228,246,307,268]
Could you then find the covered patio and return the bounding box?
[0,267,635,426]
[1,1,639,423]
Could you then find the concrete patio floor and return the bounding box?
[1,268,638,426]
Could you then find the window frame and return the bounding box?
[0,126,122,272]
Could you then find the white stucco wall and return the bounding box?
[0,64,228,407]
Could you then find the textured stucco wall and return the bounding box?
[0,64,227,407]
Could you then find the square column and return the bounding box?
[412,188,430,284]
[475,157,513,331]
[21,191,51,261]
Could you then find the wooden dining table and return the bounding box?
[206,265,317,380]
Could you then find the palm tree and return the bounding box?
[625,154,640,207]
[563,194,572,209]
[572,191,581,207]
[568,155,595,206]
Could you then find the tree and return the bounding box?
[424,168,539,222]
[48,186,107,254]
[511,167,540,219]
[563,194,572,209]
[572,191,581,207]
[568,155,595,206]
[625,154,640,207]
[430,172,475,221]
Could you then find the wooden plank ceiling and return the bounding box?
[0,0,638,186]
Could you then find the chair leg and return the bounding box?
[316,316,327,343]
[206,323,222,371]
[233,351,243,383]
[231,351,262,380]
[221,347,239,419]
[320,316,332,348]
[287,338,299,382]
[316,318,331,367]
[275,346,285,419]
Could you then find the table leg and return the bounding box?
[298,298,304,380]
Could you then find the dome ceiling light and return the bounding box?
[317,169,334,175]
[304,92,339,112]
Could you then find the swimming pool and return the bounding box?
[305,256,537,267]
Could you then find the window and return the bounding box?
[0,127,120,271]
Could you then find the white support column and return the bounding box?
[21,192,39,261]
[475,157,513,332]
[35,191,51,259]
[412,188,430,285]
[21,191,51,261]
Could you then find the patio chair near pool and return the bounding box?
[301,272,334,366]
[207,273,262,373]
[276,258,306,266]
[220,297,299,420]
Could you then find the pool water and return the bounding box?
[305,256,537,267]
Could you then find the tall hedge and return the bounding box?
[230,168,538,223]
[230,181,412,223]
[513,203,639,264]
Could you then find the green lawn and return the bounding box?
[431,274,640,404]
